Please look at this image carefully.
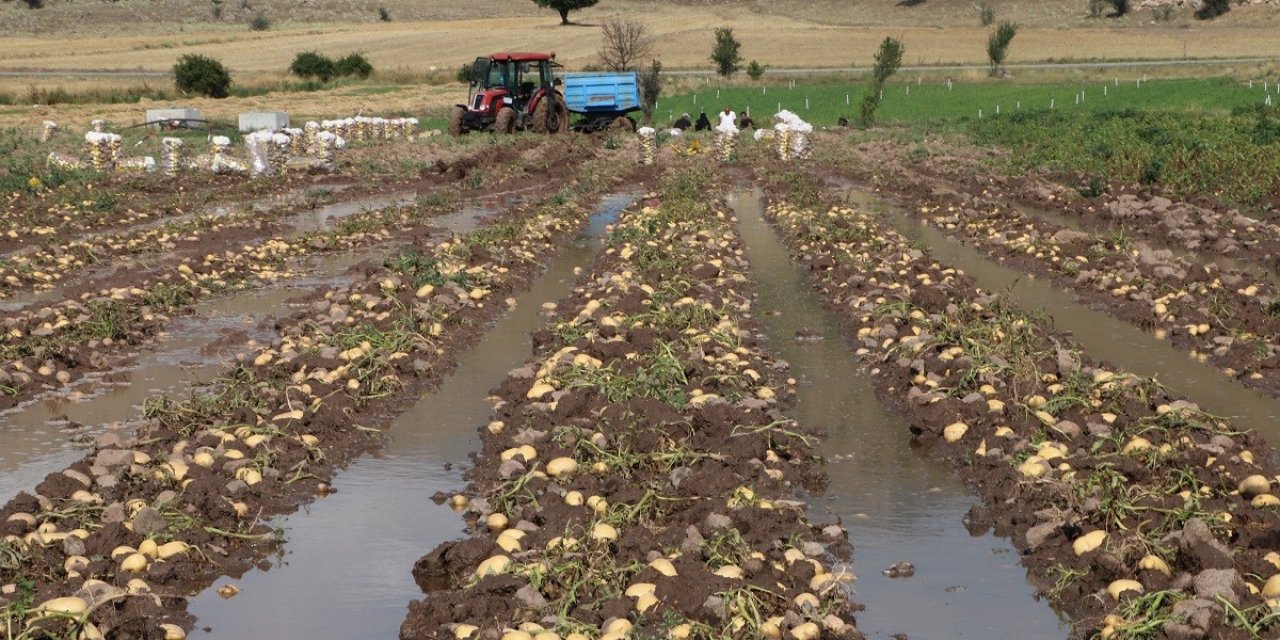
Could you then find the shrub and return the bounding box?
[23,0,44,9]
[210,0,223,18]
[378,6,390,21]
[335,52,374,79]
[1153,5,1174,20]
[1108,0,1129,15]
[1087,0,1107,16]
[1195,0,1228,19]
[249,13,270,30]
[290,51,337,82]
[978,2,995,25]
[173,54,231,98]
[456,63,473,84]
[746,60,767,81]
[639,59,662,124]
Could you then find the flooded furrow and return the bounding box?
[184,193,636,640]
[730,191,1067,639]
[0,209,489,504]
[837,188,1280,441]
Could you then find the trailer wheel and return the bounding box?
[448,106,466,136]
[495,107,516,134]
[610,116,636,133]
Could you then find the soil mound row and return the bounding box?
[401,166,862,640]
[0,139,605,414]
[759,173,1280,639]
[0,150,637,639]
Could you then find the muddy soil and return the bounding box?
[0,141,646,639]
[755,155,1280,640]
[401,168,862,640]
[806,135,1280,401]
[0,137,608,420]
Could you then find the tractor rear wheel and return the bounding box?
[495,107,516,134]
[533,94,569,134]
[448,106,466,136]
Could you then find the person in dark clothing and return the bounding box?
[672,113,692,130]
[737,114,754,130]
[694,111,712,131]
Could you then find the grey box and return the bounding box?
[146,108,202,129]
[238,111,290,132]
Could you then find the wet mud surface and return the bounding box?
[756,155,1280,640]
[0,134,644,639]
[401,168,862,640]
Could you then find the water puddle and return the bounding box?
[184,193,637,640]
[0,194,547,502]
[0,257,367,500]
[836,187,1280,443]
[731,191,1068,639]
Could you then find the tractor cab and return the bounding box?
[451,52,568,135]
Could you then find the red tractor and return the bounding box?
[449,52,570,136]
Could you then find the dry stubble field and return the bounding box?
[3,0,1279,129]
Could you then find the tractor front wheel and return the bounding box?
[448,106,467,136]
[495,107,516,134]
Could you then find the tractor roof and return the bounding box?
[489,52,556,62]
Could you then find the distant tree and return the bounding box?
[1087,0,1106,17]
[639,59,662,125]
[1108,0,1129,15]
[335,52,374,79]
[249,12,270,30]
[1195,0,1228,19]
[986,21,1018,77]
[456,63,474,84]
[23,0,44,9]
[210,0,223,18]
[532,0,599,25]
[859,36,904,127]
[378,6,390,21]
[710,27,742,77]
[978,2,995,25]
[598,19,653,71]
[746,60,767,81]
[290,51,336,82]
[173,54,231,98]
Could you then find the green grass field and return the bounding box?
[655,76,1274,128]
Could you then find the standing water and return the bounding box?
[837,188,1280,443]
[185,193,637,640]
[730,191,1068,639]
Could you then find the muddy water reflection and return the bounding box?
[185,193,637,640]
[0,206,503,502]
[0,293,280,499]
[730,191,1067,639]
[839,188,1280,442]
[0,252,369,500]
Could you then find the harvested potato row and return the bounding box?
[904,194,1280,395]
[760,186,1280,640]
[403,166,861,640]
[0,154,639,640]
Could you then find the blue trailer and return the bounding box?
[561,71,641,132]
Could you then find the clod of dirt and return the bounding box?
[1192,569,1245,606]
[1180,518,1233,570]
[881,561,915,578]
